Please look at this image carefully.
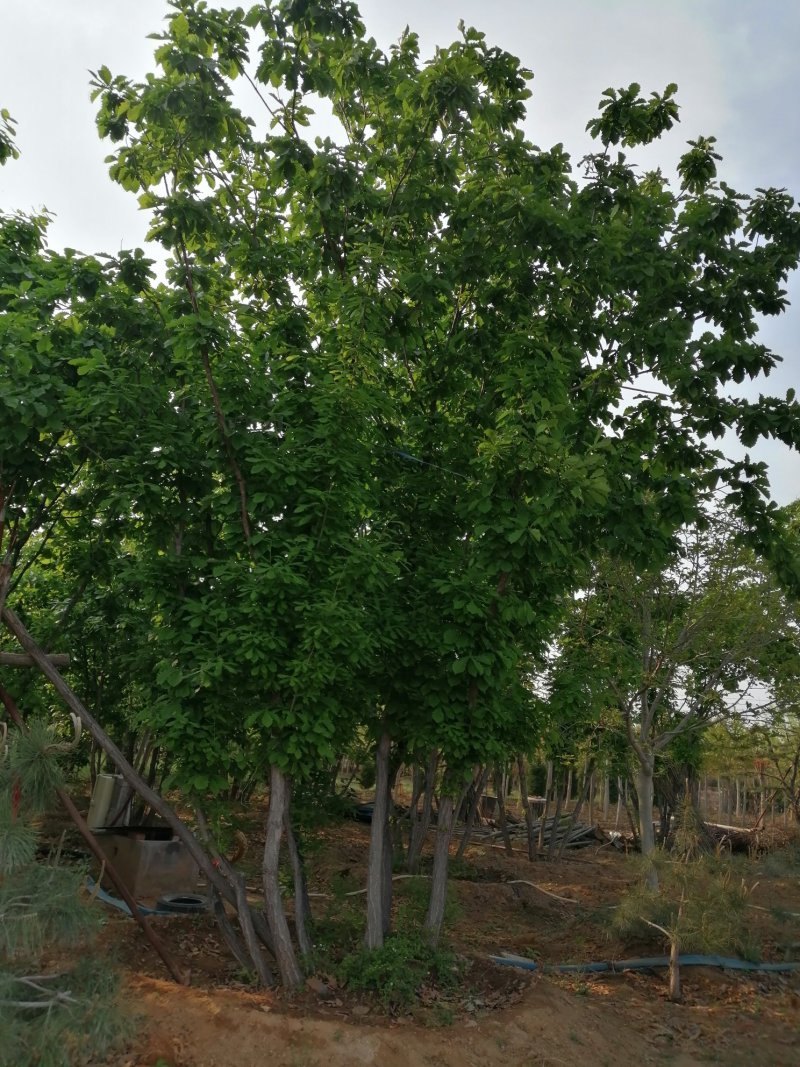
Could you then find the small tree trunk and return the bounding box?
[546,770,564,862]
[565,767,573,808]
[602,776,611,821]
[284,808,312,960]
[262,765,303,988]
[624,780,640,850]
[668,933,681,1003]
[382,790,394,939]
[408,749,437,873]
[556,762,594,862]
[233,873,275,988]
[405,762,424,853]
[495,765,514,856]
[541,768,554,849]
[365,730,391,949]
[456,765,490,860]
[635,759,658,889]
[517,755,537,861]
[424,793,454,945]
[614,776,623,830]
[194,807,274,986]
[210,887,254,974]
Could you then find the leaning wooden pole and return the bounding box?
[0,685,187,985]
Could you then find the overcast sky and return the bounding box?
[2,1,798,503]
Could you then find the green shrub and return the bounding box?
[337,932,459,1010]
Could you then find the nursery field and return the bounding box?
[75,815,800,1067]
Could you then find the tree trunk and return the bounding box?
[546,769,564,862]
[405,762,424,853]
[668,933,681,1003]
[556,761,594,862]
[603,776,611,821]
[194,807,275,985]
[495,765,514,856]
[210,887,254,974]
[636,759,658,889]
[284,807,312,960]
[517,755,537,861]
[382,760,400,940]
[408,749,437,874]
[365,730,391,949]
[624,780,640,850]
[456,765,490,860]
[262,765,303,989]
[424,793,454,945]
[614,776,623,830]
[539,764,557,851]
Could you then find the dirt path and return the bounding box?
[123,977,721,1067]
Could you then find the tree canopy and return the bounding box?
[2,0,800,984]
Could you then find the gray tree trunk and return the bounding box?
[635,759,659,889]
[456,765,490,860]
[614,776,623,831]
[284,807,312,959]
[262,765,303,988]
[517,755,537,861]
[365,730,391,949]
[556,762,593,862]
[382,790,394,939]
[546,770,564,862]
[424,793,454,945]
[495,764,514,855]
[408,749,437,873]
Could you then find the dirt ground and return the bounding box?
[86,819,800,1067]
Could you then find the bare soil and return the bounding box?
[86,818,800,1067]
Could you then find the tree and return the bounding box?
[560,510,796,884]
[3,0,800,983]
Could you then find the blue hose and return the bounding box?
[86,876,185,916]
[490,952,800,974]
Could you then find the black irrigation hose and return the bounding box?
[491,952,800,974]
